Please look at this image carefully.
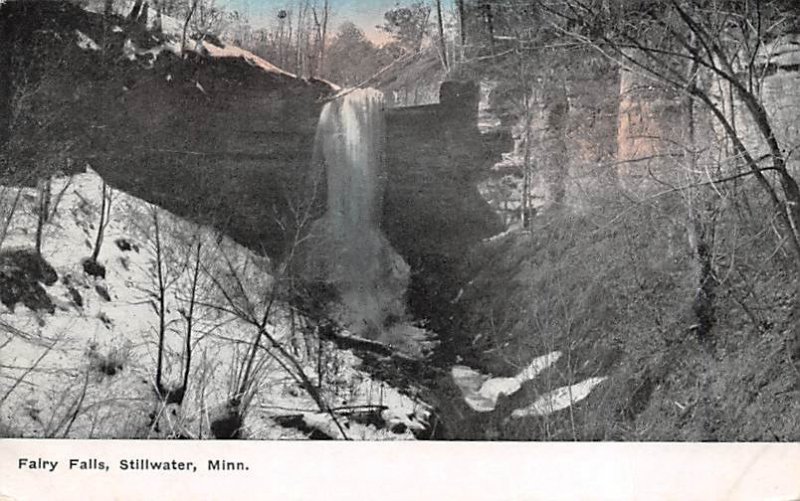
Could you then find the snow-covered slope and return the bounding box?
[0,171,429,439]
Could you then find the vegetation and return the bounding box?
[3,0,800,442]
[412,0,800,440]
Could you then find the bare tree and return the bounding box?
[0,186,23,251]
[434,0,449,71]
[543,0,800,266]
[4,38,74,259]
[142,206,185,398]
[153,209,168,393]
[90,181,113,264]
[278,7,294,69]
[152,0,163,32]
[311,0,329,77]
[195,166,350,438]
[128,0,145,23]
[177,239,203,400]
[455,0,466,50]
[190,0,229,46]
[379,1,432,54]
[33,177,50,258]
[181,0,199,54]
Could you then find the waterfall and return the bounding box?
[317,89,385,238]
[303,89,416,346]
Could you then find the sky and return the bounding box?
[223,0,404,44]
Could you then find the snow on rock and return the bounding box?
[82,0,178,34]
[510,377,607,419]
[199,40,340,90]
[75,30,100,51]
[122,38,182,63]
[515,352,562,381]
[451,351,561,412]
[451,366,493,412]
[202,42,297,78]
[0,170,429,439]
[60,0,322,86]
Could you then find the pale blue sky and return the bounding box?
[224,0,404,43]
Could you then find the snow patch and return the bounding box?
[122,38,181,64]
[75,30,100,51]
[451,351,561,412]
[302,412,344,438]
[511,377,607,418]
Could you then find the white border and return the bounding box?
[2,440,800,500]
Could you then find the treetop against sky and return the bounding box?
[223,0,403,43]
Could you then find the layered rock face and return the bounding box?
[480,42,800,212]
[478,56,620,219]
[383,81,506,262]
[1,3,504,271]
[0,1,333,258]
[616,37,800,194]
[714,35,800,173]
[616,64,687,192]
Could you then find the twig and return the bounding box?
[59,370,91,438]
[0,339,56,407]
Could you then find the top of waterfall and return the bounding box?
[323,86,385,104]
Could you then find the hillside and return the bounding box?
[0,171,430,439]
[3,0,800,444]
[417,204,800,440]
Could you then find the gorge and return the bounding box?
[4,0,800,442]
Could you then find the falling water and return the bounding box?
[304,88,420,348]
[317,89,386,239]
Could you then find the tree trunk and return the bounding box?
[435,0,449,71]
[152,0,162,33]
[319,0,328,76]
[277,21,285,68]
[689,216,717,340]
[521,111,533,229]
[181,0,198,55]
[138,2,149,29]
[153,211,167,393]
[128,0,143,22]
[686,85,716,340]
[456,0,466,47]
[295,1,308,76]
[0,187,22,251]
[546,81,569,205]
[91,182,109,263]
[34,177,51,257]
[482,2,495,53]
[182,242,202,391]
[311,1,329,78]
